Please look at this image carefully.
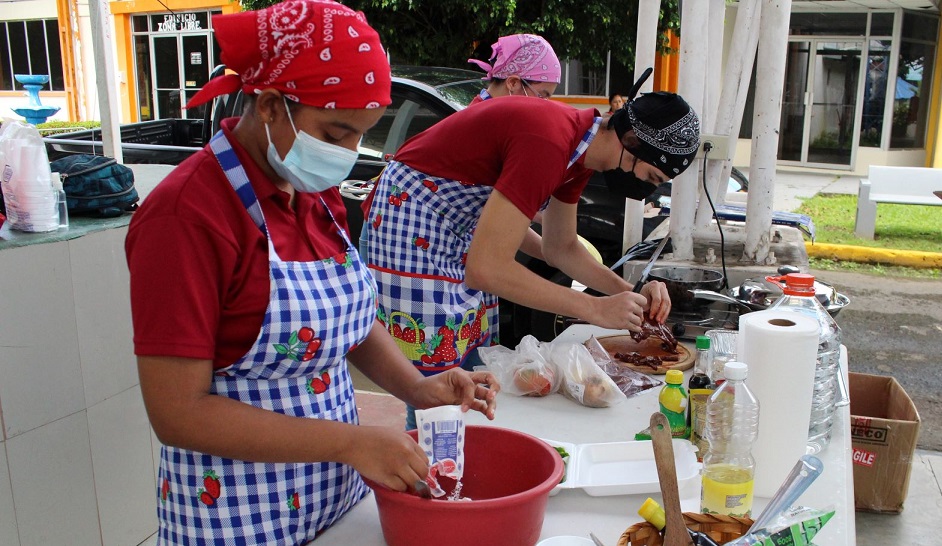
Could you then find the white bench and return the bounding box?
[854,165,942,239]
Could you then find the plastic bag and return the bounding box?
[546,341,624,408]
[478,335,559,397]
[725,505,835,546]
[0,118,56,232]
[584,335,663,398]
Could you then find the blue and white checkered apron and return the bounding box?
[364,117,601,375]
[155,131,375,545]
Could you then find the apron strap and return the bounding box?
[210,131,268,236]
[568,116,603,169]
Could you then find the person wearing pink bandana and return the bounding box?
[468,33,561,103]
[126,1,498,543]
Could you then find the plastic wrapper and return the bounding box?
[584,335,663,398]
[478,336,560,397]
[416,405,465,498]
[0,118,56,232]
[546,341,624,408]
[726,506,835,546]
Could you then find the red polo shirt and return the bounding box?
[126,118,351,369]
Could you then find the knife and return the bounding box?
[631,236,670,293]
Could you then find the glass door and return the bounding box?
[151,35,181,118]
[780,39,864,167]
[181,34,211,120]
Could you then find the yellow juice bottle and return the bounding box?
[658,369,688,438]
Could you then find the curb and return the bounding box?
[805,242,942,269]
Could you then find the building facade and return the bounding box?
[1,0,940,170]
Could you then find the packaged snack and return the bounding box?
[416,405,466,498]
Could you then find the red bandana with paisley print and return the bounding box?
[186,0,391,110]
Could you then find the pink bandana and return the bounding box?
[468,34,561,83]
[186,0,391,110]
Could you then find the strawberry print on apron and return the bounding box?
[155,131,376,545]
[364,117,601,375]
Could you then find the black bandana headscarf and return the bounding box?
[607,70,701,178]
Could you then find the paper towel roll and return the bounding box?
[737,310,819,498]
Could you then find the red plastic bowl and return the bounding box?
[362,425,564,546]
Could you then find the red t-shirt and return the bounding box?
[126,118,351,369]
[393,96,598,219]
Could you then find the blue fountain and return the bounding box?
[12,74,61,125]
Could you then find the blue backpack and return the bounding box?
[50,154,139,218]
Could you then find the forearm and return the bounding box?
[544,238,632,296]
[467,258,596,321]
[517,227,545,260]
[138,356,362,465]
[347,322,426,405]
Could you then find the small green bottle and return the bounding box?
[659,369,689,438]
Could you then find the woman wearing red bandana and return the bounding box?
[125,1,498,543]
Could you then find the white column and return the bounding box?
[745,0,792,264]
[670,0,710,260]
[695,0,762,228]
[87,0,123,162]
[622,0,661,256]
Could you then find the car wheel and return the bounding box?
[731,166,748,192]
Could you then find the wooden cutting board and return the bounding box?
[595,334,695,375]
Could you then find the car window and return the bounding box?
[359,93,448,160]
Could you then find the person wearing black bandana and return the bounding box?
[603,89,701,201]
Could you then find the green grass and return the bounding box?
[796,193,942,279]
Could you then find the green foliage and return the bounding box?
[798,194,942,252]
[240,0,681,71]
[34,120,101,136]
[799,193,942,278]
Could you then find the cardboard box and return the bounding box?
[849,372,921,513]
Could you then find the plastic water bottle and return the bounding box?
[768,273,841,454]
[659,370,688,438]
[701,361,759,518]
[688,336,714,461]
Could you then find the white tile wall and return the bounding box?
[0,443,20,546]
[87,386,158,546]
[6,412,101,545]
[0,242,86,438]
[71,227,138,407]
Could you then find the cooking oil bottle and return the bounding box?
[688,336,714,461]
[700,361,759,518]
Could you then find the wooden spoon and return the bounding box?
[650,412,695,546]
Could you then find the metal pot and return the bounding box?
[727,276,850,318]
[647,266,725,312]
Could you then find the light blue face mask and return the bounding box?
[265,98,359,193]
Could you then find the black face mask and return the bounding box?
[602,149,658,201]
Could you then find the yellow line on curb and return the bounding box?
[805,242,942,269]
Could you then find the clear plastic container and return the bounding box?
[767,273,841,454]
[706,329,738,384]
[701,361,759,518]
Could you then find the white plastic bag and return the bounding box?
[478,335,559,397]
[0,118,56,232]
[546,341,625,408]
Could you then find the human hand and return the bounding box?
[640,280,671,322]
[347,426,430,493]
[412,369,500,421]
[586,291,650,332]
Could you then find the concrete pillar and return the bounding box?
[88,0,122,162]
[622,0,661,256]
[744,0,792,265]
[671,0,711,260]
[695,0,762,229]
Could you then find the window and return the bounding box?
[0,19,64,92]
[889,12,938,149]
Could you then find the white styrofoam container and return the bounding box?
[543,438,700,497]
